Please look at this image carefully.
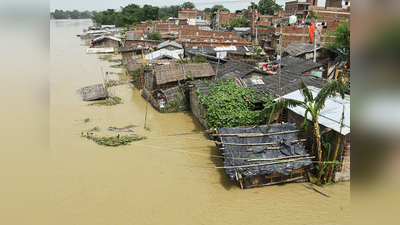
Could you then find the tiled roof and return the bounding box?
[280,56,322,74]
[284,42,322,57]
[243,71,328,97]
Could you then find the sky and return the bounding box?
[50,0,301,12]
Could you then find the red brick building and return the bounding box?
[179,9,197,19]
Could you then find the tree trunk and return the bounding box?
[327,135,342,183]
[314,121,323,185]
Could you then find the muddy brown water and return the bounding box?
[50,19,350,225]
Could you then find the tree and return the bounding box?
[70,10,80,19]
[325,21,350,59]
[80,10,91,19]
[203,8,212,13]
[147,31,162,41]
[210,5,230,18]
[53,9,67,19]
[181,2,195,9]
[229,16,249,30]
[159,5,181,19]
[257,0,283,15]
[121,4,142,25]
[260,79,349,185]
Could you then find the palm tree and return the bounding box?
[260,79,349,185]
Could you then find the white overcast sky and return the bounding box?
[49,0,318,12]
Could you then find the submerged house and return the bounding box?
[214,124,313,189]
[141,63,215,112]
[280,86,351,182]
[91,36,121,48]
[118,45,150,66]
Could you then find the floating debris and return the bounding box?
[108,125,138,132]
[88,95,122,106]
[81,132,147,146]
[77,84,107,101]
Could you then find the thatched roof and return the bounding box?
[155,63,215,85]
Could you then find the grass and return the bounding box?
[88,96,122,106]
[81,132,147,147]
[110,65,123,68]
[84,118,90,123]
[89,126,101,132]
[98,55,120,63]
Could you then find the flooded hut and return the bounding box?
[91,36,121,48]
[214,124,313,189]
[77,84,107,101]
[141,63,215,112]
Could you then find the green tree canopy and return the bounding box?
[229,16,249,30]
[181,2,195,9]
[147,31,163,41]
[159,5,181,19]
[326,21,350,58]
[257,0,283,15]
[70,10,80,19]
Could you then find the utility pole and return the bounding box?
[314,18,317,62]
[255,10,258,45]
[278,24,283,97]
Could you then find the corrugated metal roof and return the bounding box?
[92,36,121,43]
[145,49,183,60]
[233,27,251,31]
[198,26,212,30]
[157,41,183,49]
[214,46,237,51]
[280,86,350,135]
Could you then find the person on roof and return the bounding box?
[309,23,316,44]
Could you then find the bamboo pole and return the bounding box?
[247,154,310,162]
[182,136,306,146]
[303,185,330,197]
[215,156,315,169]
[168,130,215,136]
[212,130,300,137]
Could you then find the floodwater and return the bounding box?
[50,19,350,225]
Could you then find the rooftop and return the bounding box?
[92,36,121,44]
[155,63,215,85]
[157,41,183,50]
[280,56,323,74]
[280,86,350,135]
[283,42,322,57]
[216,124,313,181]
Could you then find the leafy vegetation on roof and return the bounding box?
[197,77,273,129]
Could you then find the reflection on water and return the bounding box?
[50,19,350,225]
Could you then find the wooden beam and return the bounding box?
[212,130,300,137]
[215,156,315,169]
[247,154,310,162]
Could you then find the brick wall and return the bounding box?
[182,41,252,47]
[179,9,197,19]
[190,86,209,129]
[180,29,239,38]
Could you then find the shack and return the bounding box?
[227,45,267,60]
[142,63,215,112]
[118,45,150,66]
[91,36,121,48]
[281,87,350,182]
[214,124,313,189]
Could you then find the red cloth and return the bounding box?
[309,25,316,43]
